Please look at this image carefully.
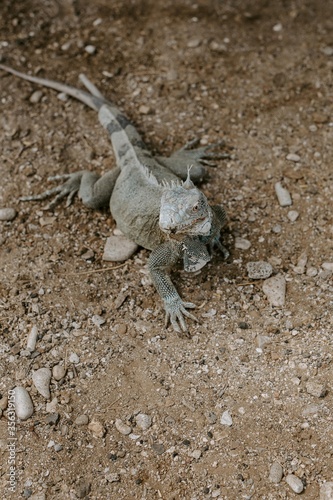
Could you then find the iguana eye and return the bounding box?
[192,204,199,212]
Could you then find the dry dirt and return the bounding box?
[0,0,333,499]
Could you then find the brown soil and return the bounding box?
[0,1,332,499]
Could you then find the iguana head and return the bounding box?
[159,169,212,237]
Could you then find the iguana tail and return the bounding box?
[0,63,107,111]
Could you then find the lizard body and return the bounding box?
[0,64,229,334]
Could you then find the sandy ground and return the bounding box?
[0,0,333,498]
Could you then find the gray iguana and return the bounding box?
[0,64,230,335]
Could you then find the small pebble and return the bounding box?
[272,224,282,233]
[275,182,292,207]
[88,418,105,438]
[52,363,67,381]
[247,261,273,279]
[54,443,63,452]
[306,267,318,277]
[285,474,304,494]
[152,442,165,455]
[139,104,151,115]
[0,395,8,411]
[287,210,299,222]
[45,397,58,413]
[29,90,43,104]
[0,207,17,221]
[320,482,333,500]
[106,473,120,483]
[135,413,152,430]
[14,386,34,420]
[205,411,217,424]
[115,418,132,435]
[57,92,69,102]
[306,381,327,398]
[76,479,91,499]
[286,153,301,162]
[292,252,307,274]
[103,235,138,262]
[26,325,38,352]
[85,44,96,54]
[32,368,52,399]
[256,335,272,349]
[263,274,286,307]
[269,461,283,483]
[191,449,202,460]
[75,414,89,426]
[45,413,59,425]
[235,237,251,250]
[187,38,201,48]
[322,262,333,271]
[69,352,80,364]
[92,314,106,327]
[321,46,333,56]
[220,410,233,426]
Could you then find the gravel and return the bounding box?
[262,274,286,306]
[246,261,273,279]
[274,182,292,207]
[32,368,52,399]
[0,207,17,221]
[285,474,304,494]
[103,235,138,261]
[14,386,34,420]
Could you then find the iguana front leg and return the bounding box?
[148,241,198,335]
[20,168,120,210]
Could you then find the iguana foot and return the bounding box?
[164,297,198,335]
[180,138,231,166]
[20,172,83,209]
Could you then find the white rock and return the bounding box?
[191,449,202,460]
[52,364,67,381]
[285,474,304,494]
[263,274,286,307]
[286,153,301,162]
[32,368,51,399]
[14,386,34,420]
[287,210,299,222]
[0,207,17,221]
[292,252,308,274]
[235,237,251,250]
[320,482,333,500]
[135,413,152,430]
[115,418,132,435]
[29,90,43,103]
[306,267,318,277]
[85,44,96,54]
[103,235,138,262]
[88,418,105,438]
[45,397,58,413]
[269,462,283,483]
[26,325,38,352]
[92,314,106,327]
[69,352,80,364]
[322,262,333,271]
[306,381,327,398]
[321,46,333,56]
[275,182,292,207]
[246,261,273,279]
[220,410,233,426]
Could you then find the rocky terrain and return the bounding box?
[0,0,332,498]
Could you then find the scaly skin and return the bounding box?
[0,63,230,335]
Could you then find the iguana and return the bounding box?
[0,64,230,335]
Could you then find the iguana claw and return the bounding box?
[164,298,198,335]
[19,172,83,209]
